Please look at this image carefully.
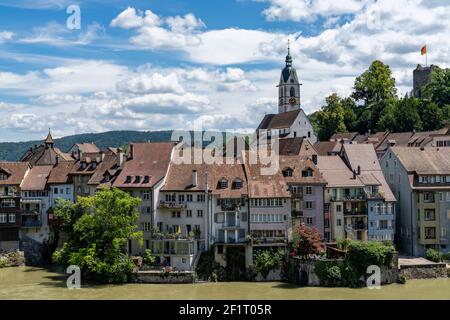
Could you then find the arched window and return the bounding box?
[290,87,295,97]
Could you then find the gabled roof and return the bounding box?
[330,132,359,141]
[0,162,30,186]
[20,165,53,191]
[21,145,73,166]
[317,156,364,187]
[279,156,326,185]
[47,160,75,184]
[278,137,317,156]
[257,109,300,130]
[113,142,175,189]
[390,147,450,175]
[314,141,342,156]
[74,143,100,154]
[88,152,120,186]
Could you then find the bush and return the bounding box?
[397,275,407,284]
[346,241,396,275]
[195,248,225,281]
[253,249,285,280]
[143,249,156,266]
[440,252,450,262]
[426,248,441,263]
[314,261,343,287]
[0,258,7,268]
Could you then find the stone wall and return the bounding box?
[0,250,25,267]
[399,263,448,280]
[20,235,45,266]
[135,270,196,283]
[254,268,282,281]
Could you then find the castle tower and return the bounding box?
[278,40,301,114]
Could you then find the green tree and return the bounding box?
[316,93,348,140]
[394,96,423,132]
[352,60,398,131]
[341,97,358,132]
[253,249,285,280]
[420,101,444,131]
[423,67,450,108]
[52,188,143,283]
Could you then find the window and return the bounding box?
[215,212,224,223]
[178,194,185,202]
[172,211,181,218]
[0,214,6,223]
[425,227,436,239]
[1,199,15,208]
[219,179,228,189]
[306,217,313,225]
[134,176,141,184]
[305,186,312,195]
[424,209,436,221]
[54,187,58,194]
[336,219,342,227]
[125,176,132,183]
[143,191,151,200]
[143,176,150,184]
[197,210,203,217]
[308,131,311,138]
[186,194,193,202]
[283,169,293,177]
[142,206,151,215]
[305,201,313,209]
[380,220,388,229]
[290,87,295,97]
[197,194,205,202]
[302,169,313,177]
[66,188,70,194]
[233,179,243,189]
[336,204,342,212]
[182,258,187,264]
[142,222,151,232]
[186,210,192,217]
[8,214,16,223]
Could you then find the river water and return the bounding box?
[0,267,449,300]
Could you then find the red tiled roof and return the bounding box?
[0,162,31,186]
[47,160,75,184]
[20,165,53,191]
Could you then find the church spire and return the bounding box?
[45,128,54,148]
[285,39,292,67]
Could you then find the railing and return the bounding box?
[252,237,286,244]
[344,209,368,216]
[291,192,303,199]
[21,210,40,216]
[221,203,241,211]
[158,201,187,209]
[22,220,42,228]
[0,192,20,197]
[347,223,366,230]
[223,220,240,228]
[330,195,366,202]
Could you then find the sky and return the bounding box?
[0,0,448,142]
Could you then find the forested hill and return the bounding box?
[0,130,234,161]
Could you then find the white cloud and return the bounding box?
[166,13,206,33]
[33,94,84,105]
[116,73,185,94]
[261,0,363,22]
[110,7,161,29]
[0,31,14,42]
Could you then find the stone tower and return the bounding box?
[413,64,439,98]
[278,41,301,114]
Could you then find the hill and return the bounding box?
[0,130,241,161]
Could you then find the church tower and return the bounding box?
[278,40,301,114]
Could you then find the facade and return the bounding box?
[113,142,176,256]
[19,165,53,243]
[0,162,30,251]
[279,155,326,237]
[341,144,396,242]
[380,147,450,256]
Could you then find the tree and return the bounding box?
[52,188,143,283]
[352,60,398,131]
[292,224,323,259]
[420,101,444,131]
[341,97,358,132]
[423,67,450,108]
[253,249,285,280]
[316,93,348,140]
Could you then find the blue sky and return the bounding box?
[0,0,448,142]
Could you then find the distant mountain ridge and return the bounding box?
[0,130,239,161]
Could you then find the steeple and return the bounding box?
[278,39,301,114]
[285,39,292,67]
[45,128,54,148]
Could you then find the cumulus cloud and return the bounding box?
[0,31,14,42]
[110,7,161,29]
[116,73,185,94]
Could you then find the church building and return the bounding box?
[256,43,317,144]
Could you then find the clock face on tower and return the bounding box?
[289,97,297,105]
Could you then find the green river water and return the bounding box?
[0,267,449,300]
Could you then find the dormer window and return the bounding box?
[143,176,150,184]
[219,178,228,189]
[104,175,110,182]
[302,168,313,177]
[283,168,293,177]
[81,163,86,169]
[233,178,243,189]
[135,176,141,184]
[92,163,97,169]
[125,176,132,183]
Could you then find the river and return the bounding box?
[0,267,449,300]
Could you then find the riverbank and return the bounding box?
[0,267,449,300]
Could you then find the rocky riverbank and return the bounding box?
[0,250,26,268]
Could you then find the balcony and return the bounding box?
[158,201,187,210]
[291,209,303,218]
[291,192,303,199]
[350,223,367,230]
[252,237,286,245]
[344,209,368,216]
[222,220,241,228]
[0,192,20,198]
[220,203,241,211]
[22,220,42,228]
[331,194,366,202]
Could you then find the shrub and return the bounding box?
[292,224,323,259]
[426,248,441,263]
[398,275,407,284]
[143,249,156,266]
[0,258,7,268]
[196,248,225,281]
[253,249,285,280]
[440,252,450,262]
[314,261,343,287]
[346,240,396,276]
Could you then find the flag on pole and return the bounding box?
[421,45,427,55]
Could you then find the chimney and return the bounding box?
[55,155,59,165]
[353,169,357,179]
[192,170,198,187]
[357,165,361,175]
[129,144,134,160]
[117,148,124,167]
[100,150,105,162]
